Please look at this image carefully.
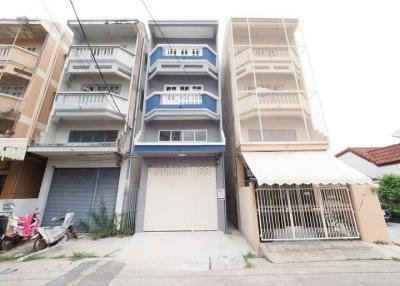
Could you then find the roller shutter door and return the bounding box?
[42,168,120,231]
[143,164,218,231]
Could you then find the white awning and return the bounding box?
[0,138,29,160]
[242,151,372,185]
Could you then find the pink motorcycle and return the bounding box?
[0,204,40,251]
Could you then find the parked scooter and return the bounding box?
[0,204,40,251]
[32,212,78,252]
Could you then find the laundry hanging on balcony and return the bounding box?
[0,138,29,160]
[241,151,372,185]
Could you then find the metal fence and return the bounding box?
[255,184,359,241]
[120,187,138,231]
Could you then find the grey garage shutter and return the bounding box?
[92,168,120,222]
[42,168,120,231]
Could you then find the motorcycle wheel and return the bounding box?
[0,238,14,251]
[33,236,47,252]
[67,226,78,239]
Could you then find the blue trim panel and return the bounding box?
[150,47,217,67]
[145,94,217,114]
[134,144,225,153]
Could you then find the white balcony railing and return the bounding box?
[0,45,39,74]
[234,46,300,72]
[67,45,135,79]
[69,45,134,65]
[160,92,203,105]
[53,91,128,120]
[238,91,310,116]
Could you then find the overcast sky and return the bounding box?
[2,0,399,153]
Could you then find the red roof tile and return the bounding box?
[336,143,400,166]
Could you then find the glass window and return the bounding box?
[11,85,25,97]
[195,130,207,141]
[183,130,195,141]
[159,131,171,141]
[81,85,96,92]
[171,131,182,141]
[68,130,118,143]
[81,84,121,94]
[0,85,12,94]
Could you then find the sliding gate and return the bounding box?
[255,184,359,241]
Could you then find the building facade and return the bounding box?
[134,21,226,232]
[222,18,389,249]
[0,18,71,215]
[336,143,400,180]
[29,19,148,230]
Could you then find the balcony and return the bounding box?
[144,91,219,121]
[65,45,135,80]
[133,130,225,156]
[234,46,300,79]
[0,45,39,79]
[52,91,128,121]
[0,92,22,121]
[148,44,218,80]
[238,91,310,120]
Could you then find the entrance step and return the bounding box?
[260,241,389,263]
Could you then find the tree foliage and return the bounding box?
[378,174,400,218]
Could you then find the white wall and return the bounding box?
[338,152,400,179]
[0,199,38,216]
[43,120,123,144]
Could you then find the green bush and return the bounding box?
[378,174,400,218]
[81,199,134,240]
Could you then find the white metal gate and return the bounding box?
[255,184,359,241]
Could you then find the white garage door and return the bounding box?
[143,164,218,231]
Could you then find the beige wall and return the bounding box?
[238,184,261,251]
[0,20,71,201]
[349,184,390,242]
[235,157,260,251]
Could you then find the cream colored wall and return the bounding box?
[238,184,260,251]
[349,184,390,242]
[240,116,308,142]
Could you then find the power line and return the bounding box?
[69,0,132,131]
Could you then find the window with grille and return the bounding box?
[0,84,26,97]
[68,130,119,143]
[158,130,207,142]
[81,84,121,94]
[21,46,37,53]
[164,47,202,56]
[247,84,284,91]
[164,84,203,92]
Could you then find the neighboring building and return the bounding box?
[134,21,226,232]
[29,19,148,230]
[0,18,71,215]
[221,18,389,249]
[336,143,400,180]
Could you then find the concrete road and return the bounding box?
[2,230,400,285]
[1,258,400,286]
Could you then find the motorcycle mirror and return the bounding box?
[51,217,58,222]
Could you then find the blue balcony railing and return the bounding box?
[144,91,218,114]
[149,45,217,67]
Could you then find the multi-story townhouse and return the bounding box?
[134,21,226,232]
[29,19,148,230]
[0,18,71,215]
[222,18,389,250]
